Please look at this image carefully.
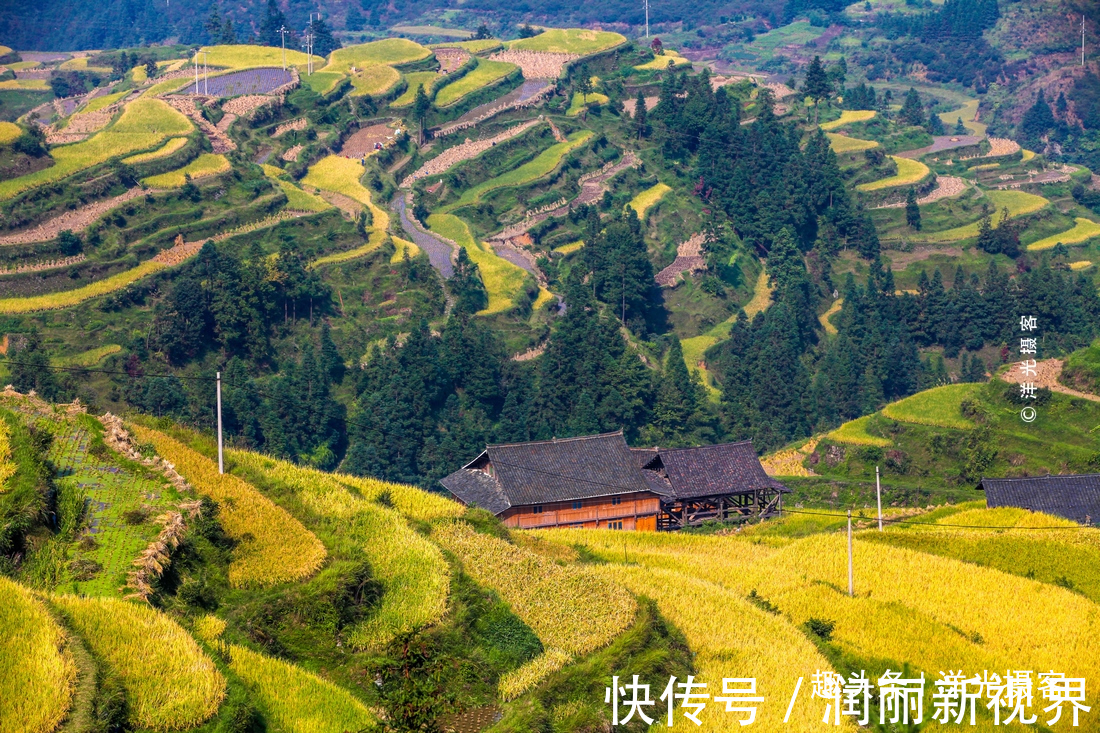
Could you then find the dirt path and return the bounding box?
[0,188,145,245]
[998,358,1100,403]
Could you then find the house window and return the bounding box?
[532,505,544,514]
[611,496,622,506]
[608,520,623,530]
[572,501,583,510]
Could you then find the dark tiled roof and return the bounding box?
[978,474,1100,524]
[482,431,649,506]
[656,441,789,499]
[630,447,660,468]
[439,466,511,515]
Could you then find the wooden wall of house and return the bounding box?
[501,491,660,530]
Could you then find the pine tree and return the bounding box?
[310,18,340,57]
[259,0,287,46]
[413,84,431,145]
[320,322,345,383]
[1019,92,1055,147]
[954,117,967,135]
[899,88,925,127]
[927,110,945,135]
[803,55,832,123]
[10,330,62,401]
[634,90,649,138]
[905,188,922,230]
[220,18,237,44]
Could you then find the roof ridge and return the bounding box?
[486,429,625,449]
[658,439,755,454]
[982,473,1100,482]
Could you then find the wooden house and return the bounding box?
[978,473,1099,525]
[440,431,788,530]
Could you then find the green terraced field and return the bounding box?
[925,189,1049,242]
[820,109,876,130]
[197,44,322,70]
[1025,217,1100,251]
[392,72,440,106]
[856,156,931,191]
[828,132,879,153]
[300,71,344,95]
[629,182,671,219]
[428,213,529,315]
[566,91,609,116]
[507,28,626,55]
[142,153,230,188]
[348,65,401,97]
[880,382,984,429]
[433,58,516,107]
[324,39,432,73]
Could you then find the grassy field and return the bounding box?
[393,24,474,38]
[434,520,636,697]
[324,39,432,73]
[925,189,1050,242]
[59,57,112,73]
[0,120,21,145]
[633,50,691,70]
[0,98,192,199]
[819,109,876,130]
[197,44,322,70]
[392,71,440,106]
[0,259,168,313]
[444,130,592,210]
[1070,259,1094,270]
[879,382,983,429]
[121,136,188,164]
[276,178,332,212]
[827,132,878,152]
[429,212,529,315]
[229,450,451,649]
[0,577,75,733]
[856,156,930,191]
[0,79,49,90]
[349,64,401,97]
[937,98,985,136]
[629,182,671,219]
[300,71,344,95]
[566,91,609,116]
[228,644,377,733]
[53,344,123,367]
[825,413,892,446]
[508,28,626,55]
[433,58,516,107]
[131,425,327,588]
[1025,216,1100,251]
[554,239,584,254]
[142,153,230,188]
[50,594,225,730]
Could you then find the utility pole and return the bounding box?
[279,26,289,71]
[847,509,854,597]
[876,465,883,532]
[1083,15,1087,67]
[216,371,224,474]
[193,49,199,93]
[645,0,650,39]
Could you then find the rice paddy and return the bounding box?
[275,178,332,212]
[825,414,892,446]
[634,50,692,71]
[80,90,128,114]
[196,45,322,71]
[142,153,230,188]
[0,577,76,733]
[819,109,877,130]
[428,213,529,315]
[228,644,377,733]
[121,136,188,164]
[0,259,168,313]
[566,91,609,115]
[431,39,502,53]
[826,132,878,152]
[879,382,983,429]
[925,189,1050,242]
[300,71,344,95]
[508,28,627,55]
[0,98,193,200]
[856,156,930,191]
[392,71,441,106]
[0,79,48,90]
[433,58,517,107]
[50,594,225,730]
[629,182,671,219]
[324,39,432,73]
[348,64,401,97]
[1025,217,1100,251]
[130,425,327,588]
[300,155,392,255]
[0,121,21,145]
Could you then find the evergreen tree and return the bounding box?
[10,331,63,402]
[345,7,364,31]
[582,211,659,331]
[803,55,832,123]
[413,84,431,144]
[474,23,492,40]
[1019,92,1055,148]
[259,0,287,46]
[310,18,340,57]
[219,18,237,44]
[633,91,649,139]
[954,116,967,134]
[449,248,488,316]
[905,188,921,230]
[899,88,925,126]
[320,322,345,384]
[927,109,945,135]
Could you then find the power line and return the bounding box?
[782,507,1094,531]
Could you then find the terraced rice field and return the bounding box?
[825,413,891,446]
[508,28,626,55]
[274,178,331,212]
[180,67,292,96]
[80,90,127,113]
[879,382,983,429]
[0,121,22,145]
[121,136,188,164]
[0,98,193,199]
[300,71,344,95]
[392,71,440,106]
[130,425,327,588]
[196,45,322,70]
[433,58,517,107]
[0,576,76,733]
[430,39,502,53]
[142,153,230,188]
[433,520,636,697]
[325,39,432,73]
[428,212,529,314]
[228,645,377,733]
[349,64,401,97]
[937,98,985,136]
[300,155,392,260]
[826,132,878,152]
[925,189,1049,242]
[228,450,451,649]
[53,344,122,367]
[566,91,609,115]
[0,259,168,313]
[629,182,671,219]
[634,50,691,70]
[819,109,876,130]
[1025,217,1100,251]
[856,156,930,191]
[50,594,225,730]
[0,79,48,90]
